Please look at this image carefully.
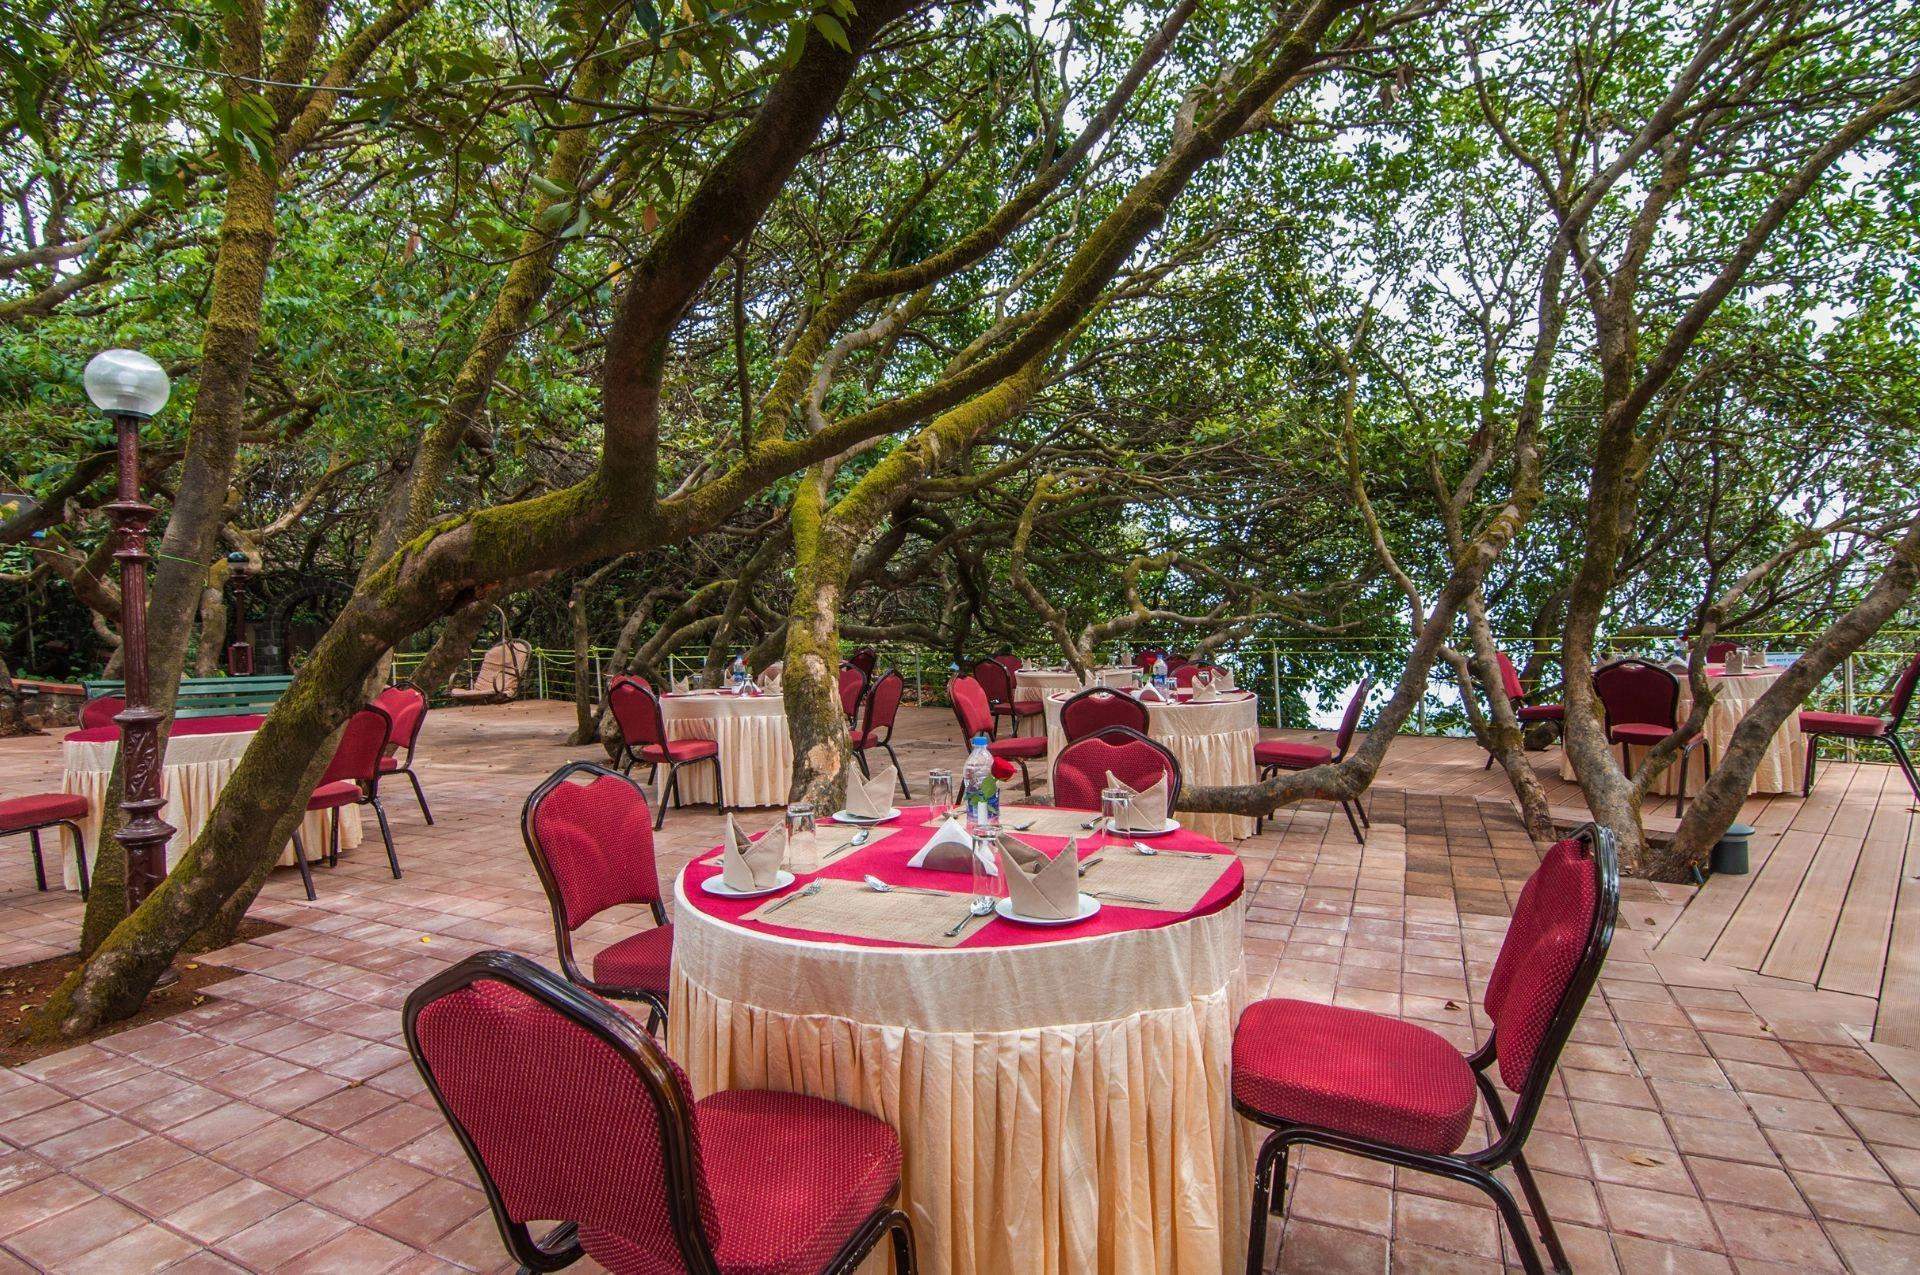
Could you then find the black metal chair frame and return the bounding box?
[609,680,725,830]
[1058,686,1149,744]
[1256,678,1372,841]
[850,670,912,799]
[1593,658,1708,817]
[4,811,90,900]
[1801,658,1919,800]
[288,702,404,901]
[1051,724,1182,816]
[521,762,670,1033]
[381,685,436,825]
[403,951,918,1275]
[1238,825,1619,1275]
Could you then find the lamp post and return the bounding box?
[83,349,173,908]
[225,550,254,675]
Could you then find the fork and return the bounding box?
[762,882,821,913]
[1088,889,1161,905]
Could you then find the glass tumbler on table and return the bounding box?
[969,829,998,909]
[1101,787,1132,842]
[928,769,954,823]
[785,802,818,874]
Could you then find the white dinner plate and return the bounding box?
[832,808,901,825]
[993,895,1102,926]
[1106,818,1181,837]
[699,869,796,898]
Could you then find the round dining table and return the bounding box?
[1559,663,1808,796]
[1041,689,1260,841]
[1012,665,1141,704]
[659,689,792,807]
[669,805,1250,1274]
[59,715,363,891]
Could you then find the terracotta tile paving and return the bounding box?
[0,700,1915,1271]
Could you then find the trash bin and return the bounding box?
[1711,823,1754,875]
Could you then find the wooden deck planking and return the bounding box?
[1873,836,1920,1047]
[1711,829,1825,972]
[1819,834,1906,999]
[1759,832,1864,984]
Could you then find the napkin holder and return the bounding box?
[908,819,995,874]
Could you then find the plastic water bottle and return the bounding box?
[1152,654,1169,690]
[730,654,749,691]
[962,734,999,829]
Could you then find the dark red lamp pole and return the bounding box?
[83,349,174,909]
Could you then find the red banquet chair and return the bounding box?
[948,676,1045,795]
[848,647,879,678]
[404,951,919,1275]
[839,662,869,727]
[1172,662,1226,689]
[291,703,405,900]
[1132,649,1165,672]
[970,659,1040,737]
[608,678,722,830]
[1704,640,1739,663]
[373,685,434,824]
[0,793,91,899]
[1253,678,1372,841]
[79,695,123,729]
[1051,725,1180,814]
[1593,658,1706,816]
[851,670,911,799]
[1059,686,1149,743]
[522,762,672,1033]
[1481,653,1566,769]
[992,653,1023,673]
[1234,825,1618,1275]
[1800,651,1919,799]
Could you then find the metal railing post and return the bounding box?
[1843,654,1856,763]
[1269,645,1281,729]
[537,650,547,700]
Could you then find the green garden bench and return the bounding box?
[82,674,294,719]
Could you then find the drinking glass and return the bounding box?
[1101,786,1132,841]
[927,769,954,822]
[970,830,998,907]
[785,802,818,874]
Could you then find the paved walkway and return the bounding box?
[0,701,1916,1272]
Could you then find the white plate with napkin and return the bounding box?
[993,834,1099,925]
[834,765,901,824]
[702,815,795,897]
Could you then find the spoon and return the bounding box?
[822,828,871,860]
[1077,856,1104,876]
[945,896,996,936]
[1133,841,1210,859]
[863,874,947,897]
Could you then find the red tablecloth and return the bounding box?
[65,714,266,744]
[680,803,1243,950]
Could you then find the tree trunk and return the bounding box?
[0,653,36,737]
[782,469,855,809]
[192,558,232,677]
[409,597,494,696]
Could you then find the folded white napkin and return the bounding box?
[843,766,896,819]
[1106,770,1169,832]
[907,818,994,873]
[757,663,783,691]
[721,815,786,890]
[995,834,1081,919]
[1136,684,1169,703]
[672,675,692,693]
[1190,676,1222,702]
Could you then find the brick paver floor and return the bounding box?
[1,701,1917,1272]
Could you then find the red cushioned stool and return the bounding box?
[1233,825,1618,1275]
[522,762,672,1033]
[405,950,918,1275]
[0,793,91,899]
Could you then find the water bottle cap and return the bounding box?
[971,734,989,747]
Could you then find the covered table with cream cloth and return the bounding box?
[59,716,362,891]
[1012,665,1141,704]
[670,809,1251,1274]
[1559,664,1807,795]
[659,690,791,807]
[1042,690,1260,840]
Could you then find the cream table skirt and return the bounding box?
[1042,693,1259,841]
[60,731,363,891]
[1013,666,1141,704]
[668,885,1252,1275]
[659,691,792,807]
[1559,668,1807,796]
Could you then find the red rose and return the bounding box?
[990,757,1017,781]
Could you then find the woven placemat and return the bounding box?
[699,826,870,869]
[920,806,1100,838]
[1073,848,1233,912]
[743,877,990,947]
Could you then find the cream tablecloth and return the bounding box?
[1042,691,1259,841]
[659,690,791,807]
[1559,667,1807,796]
[669,880,1251,1275]
[60,727,363,891]
[1013,666,1141,704]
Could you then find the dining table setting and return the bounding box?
[668,780,1252,1274]
[657,682,793,807]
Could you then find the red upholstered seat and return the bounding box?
[378,754,403,772]
[1252,739,1335,769]
[590,924,674,995]
[1797,710,1888,738]
[591,1089,901,1275]
[992,701,1043,718]
[638,737,720,763]
[1517,703,1564,723]
[988,735,1047,760]
[1232,997,1477,1155]
[1608,722,1678,746]
[306,779,362,810]
[0,793,89,831]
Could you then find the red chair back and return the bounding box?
[1704,640,1738,663]
[80,696,124,729]
[993,654,1023,672]
[375,686,429,753]
[404,952,715,1274]
[1592,659,1678,730]
[1482,827,1619,1101]
[609,673,654,698]
[839,664,869,719]
[609,678,667,750]
[859,670,903,739]
[1171,663,1225,688]
[1052,725,1180,812]
[1059,687,1148,742]
[849,648,878,677]
[1492,652,1526,703]
[320,706,393,786]
[1884,652,1920,729]
[948,677,994,739]
[970,659,1013,706]
[523,763,662,929]
[1165,656,1192,673]
[1332,678,1373,759]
